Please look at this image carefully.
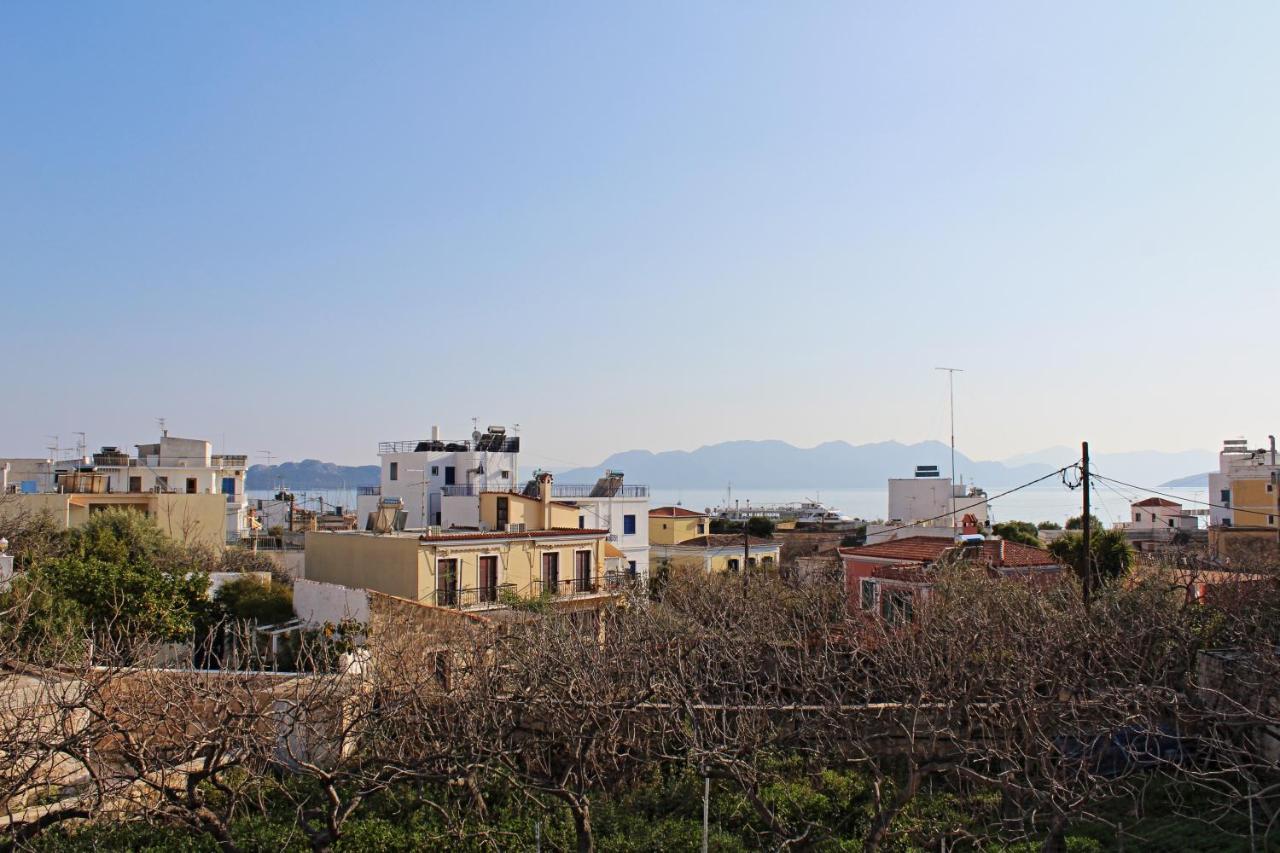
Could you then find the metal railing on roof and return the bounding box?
[378,437,521,455]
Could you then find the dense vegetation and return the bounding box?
[2,504,1279,851]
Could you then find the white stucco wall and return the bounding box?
[293,579,371,625]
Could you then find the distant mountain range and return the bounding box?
[1160,472,1212,488]
[550,440,1219,491]
[246,441,1218,492]
[246,460,378,490]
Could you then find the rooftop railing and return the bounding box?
[378,436,521,455]
[439,483,648,498]
[357,485,382,496]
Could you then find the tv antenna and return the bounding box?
[935,367,964,540]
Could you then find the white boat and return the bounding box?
[709,498,854,526]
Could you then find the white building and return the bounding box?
[1208,437,1280,527]
[439,471,651,585]
[355,425,522,530]
[1125,497,1199,531]
[887,465,989,528]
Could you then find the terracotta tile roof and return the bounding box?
[418,528,607,542]
[649,506,708,518]
[1133,497,1181,508]
[671,534,776,548]
[839,535,1059,568]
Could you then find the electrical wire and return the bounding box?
[855,463,1080,543]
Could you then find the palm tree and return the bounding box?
[1048,528,1134,586]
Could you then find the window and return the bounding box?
[1134,513,1141,522]
[1221,489,1231,505]
[697,523,705,534]
[500,469,510,479]
[627,560,637,578]
[436,559,458,606]
[496,497,509,528]
[1168,519,1174,528]
[623,514,636,535]
[579,515,585,529]
[1271,516,1276,525]
[128,476,142,493]
[747,557,757,568]
[860,580,876,611]
[389,462,399,481]
[431,465,439,476]
[444,466,456,486]
[727,558,740,572]
[186,477,198,494]
[881,590,914,625]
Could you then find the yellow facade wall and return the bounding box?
[1231,478,1278,527]
[479,493,581,531]
[0,492,227,549]
[649,514,708,545]
[304,532,425,600]
[651,543,780,575]
[305,531,608,605]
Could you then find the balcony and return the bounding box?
[427,583,516,609]
[531,576,602,598]
[357,485,382,496]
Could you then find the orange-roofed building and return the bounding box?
[839,536,1063,623]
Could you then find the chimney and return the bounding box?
[1270,435,1276,466]
[431,425,441,442]
[537,471,554,529]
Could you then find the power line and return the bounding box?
[1089,471,1236,515]
[857,463,1080,543]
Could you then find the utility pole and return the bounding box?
[936,367,963,540]
[1082,441,1092,607]
[743,516,750,592]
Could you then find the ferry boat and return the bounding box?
[710,498,854,527]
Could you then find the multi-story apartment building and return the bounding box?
[307,473,620,616]
[0,431,249,544]
[355,425,521,529]
[1209,438,1280,529]
[437,470,650,585]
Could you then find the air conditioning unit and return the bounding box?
[505,522,526,533]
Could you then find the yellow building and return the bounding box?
[1229,477,1279,528]
[305,527,614,609]
[0,491,229,549]
[648,506,709,545]
[648,506,781,576]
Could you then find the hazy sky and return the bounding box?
[4,3,1278,467]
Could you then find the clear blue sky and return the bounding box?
[3,3,1278,467]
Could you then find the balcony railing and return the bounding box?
[439,483,649,499]
[357,485,382,496]
[604,570,643,589]
[532,576,601,597]
[426,583,516,609]
[548,484,649,498]
[212,455,249,468]
[379,436,521,455]
[441,483,516,497]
